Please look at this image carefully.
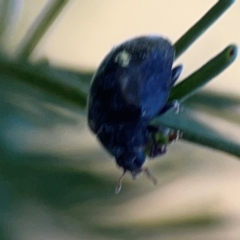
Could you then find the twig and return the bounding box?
[17,0,69,59]
[174,0,235,59]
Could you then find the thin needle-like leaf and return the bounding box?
[158,118,240,158]
[183,129,240,159]
[169,45,238,103]
[17,0,69,60]
[174,0,235,60]
[0,0,23,49]
[0,57,87,107]
[153,45,239,159]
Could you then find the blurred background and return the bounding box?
[1,0,240,239]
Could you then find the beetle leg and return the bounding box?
[172,100,181,114]
[170,64,183,87]
[145,127,168,158]
[149,144,167,158]
[168,130,183,143]
[158,99,181,115]
[145,126,182,158]
[115,170,127,194]
[142,167,157,185]
[156,64,182,116]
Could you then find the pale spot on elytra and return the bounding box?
[114,50,131,67]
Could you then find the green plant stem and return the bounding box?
[0,0,20,47]
[0,1,9,45]
[154,113,240,159]
[158,115,240,158]
[169,45,238,103]
[183,130,240,158]
[17,0,69,60]
[153,116,240,161]
[0,58,87,107]
[174,0,235,60]
[153,44,239,159]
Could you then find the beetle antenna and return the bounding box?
[115,170,126,194]
[142,167,157,185]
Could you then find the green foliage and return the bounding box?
[0,0,239,239]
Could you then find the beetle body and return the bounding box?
[88,36,182,178]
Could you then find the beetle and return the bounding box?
[87,36,182,193]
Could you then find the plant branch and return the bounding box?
[0,57,87,107]
[0,0,22,48]
[174,0,235,60]
[153,44,239,159]
[183,128,240,158]
[169,45,238,103]
[158,115,240,159]
[17,0,69,60]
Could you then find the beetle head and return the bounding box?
[116,151,145,173]
[115,151,157,193]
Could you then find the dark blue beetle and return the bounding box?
[87,36,182,192]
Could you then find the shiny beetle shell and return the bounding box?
[87,35,182,188]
